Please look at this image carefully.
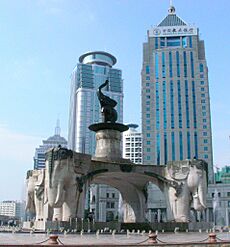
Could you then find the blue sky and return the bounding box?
[0,0,230,200]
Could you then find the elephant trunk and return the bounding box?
[48,182,65,208]
[193,176,207,211]
[197,176,207,208]
[25,195,35,213]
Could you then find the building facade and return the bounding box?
[141,4,214,183]
[68,51,123,153]
[68,51,123,221]
[34,121,67,170]
[0,201,25,219]
[122,124,142,164]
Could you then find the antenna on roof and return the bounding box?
[168,0,176,14]
[55,119,61,136]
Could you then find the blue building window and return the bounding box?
[163,81,167,129]
[155,53,159,79]
[176,51,180,77]
[155,38,158,49]
[160,37,165,47]
[179,131,183,160]
[167,37,180,47]
[183,51,187,77]
[187,132,191,159]
[190,52,194,78]
[182,37,187,48]
[177,80,182,128]
[194,132,198,158]
[162,52,166,78]
[157,133,160,165]
[170,80,175,129]
[171,132,175,161]
[146,65,150,74]
[164,132,168,164]
[185,80,190,128]
[169,51,173,78]
[189,36,192,48]
[199,63,204,73]
[192,81,197,129]
[156,81,160,130]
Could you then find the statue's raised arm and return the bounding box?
[97,80,117,123]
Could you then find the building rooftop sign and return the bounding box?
[148,25,198,37]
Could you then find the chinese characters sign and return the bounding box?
[148,26,197,37]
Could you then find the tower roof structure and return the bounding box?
[158,4,187,27]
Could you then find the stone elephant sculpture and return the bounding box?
[45,146,87,221]
[25,169,45,221]
[164,159,207,222]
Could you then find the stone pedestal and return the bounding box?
[89,122,128,161]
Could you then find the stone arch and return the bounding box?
[90,171,165,222]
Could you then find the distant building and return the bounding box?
[68,51,123,221]
[122,124,142,164]
[0,201,25,219]
[34,120,67,170]
[215,166,230,184]
[205,166,230,226]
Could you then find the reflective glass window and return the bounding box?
[190,52,194,78]
[179,131,183,160]
[176,51,180,77]
[167,37,180,47]
[171,132,175,161]
[169,52,173,78]
[157,133,160,165]
[170,80,175,129]
[164,132,168,164]
[187,132,191,159]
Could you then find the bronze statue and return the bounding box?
[97,80,118,123]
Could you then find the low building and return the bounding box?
[0,201,25,219]
[122,124,142,164]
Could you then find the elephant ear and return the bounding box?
[168,161,190,181]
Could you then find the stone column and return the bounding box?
[225,208,229,226]
[157,209,161,223]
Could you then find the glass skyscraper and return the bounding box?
[141,4,214,183]
[68,51,123,221]
[68,51,123,153]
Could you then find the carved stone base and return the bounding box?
[89,123,128,160]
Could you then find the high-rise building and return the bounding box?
[34,121,67,170]
[122,124,142,164]
[68,51,123,221]
[141,4,214,182]
[68,51,123,153]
